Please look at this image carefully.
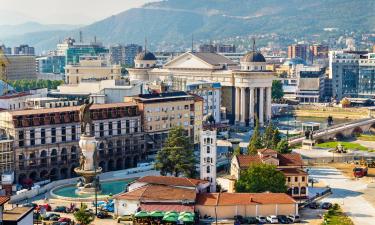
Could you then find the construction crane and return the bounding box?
[0,48,10,95]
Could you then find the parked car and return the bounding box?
[58,217,71,223]
[308,202,320,209]
[37,204,52,212]
[245,217,258,224]
[256,216,267,223]
[234,215,245,223]
[321,202,333,209]
[277,215,291,224]
[287,214,300,223]
[266,215,279,224]
[97,211,111,219]
[42,212,60,221]
[117,214,134,223]
[54,206,67,213]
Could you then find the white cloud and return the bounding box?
[0,0,155,25]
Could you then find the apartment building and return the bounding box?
[0,102,145,183]
[125,92,203,156]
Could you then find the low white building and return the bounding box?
[3,207,33,225]
[0,89,48,110]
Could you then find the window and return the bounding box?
[126,120,130,133]
[134,121,138,133]
[108,122,113,135]
[30,129,35,146]
[207,146,210,154]
[302,176,305,182]
[99,123,104,137]
[41,129,46,144]
[206,157,210,163]
[117,121,122,134]
[61,127,66,142]
[294,177,298,182]
[18,131,24,147]
[293,187,299,195]
[71,126,76,141]
[206,166,210,173]
[300,187,306,194]
[288,177,291,182]
[51,128,56,143]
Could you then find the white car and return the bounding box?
[256,216,267,223]
[266,215,279,224]
[287,214,301,223]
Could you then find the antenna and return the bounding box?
[144,36,147,52]
[252,37,256,52]
[79,30,83,43]
[191,34,194,52]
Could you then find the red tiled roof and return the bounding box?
[279,168,307,175]
[196,193,296,206]
[136,176,208,187]
[236,152,303,168]
[0,196,9,205]
[258,149,277,155]
[7,102,137,116]
[115,184,196,202]
[141,203,194,212]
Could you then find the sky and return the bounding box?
[0,0,155,25]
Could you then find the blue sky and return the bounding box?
[0,0,155,25]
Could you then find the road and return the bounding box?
[309,167,375,225]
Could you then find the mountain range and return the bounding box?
[2,0,375,53]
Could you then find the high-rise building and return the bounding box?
[4,55,37,80]
[65,41,108,65]
[124,44,142,66]
[310,44,329,59]
[56,37,76,56]
[13,45,35,55]
[0,45,12,55]
[288,44,307,61]
[199,44,216,53]
[36,55,65,74]
[199,44,236,53]
[329,50,375,100]
[109,44,124,65]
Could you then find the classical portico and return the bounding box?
[128,50,275,127]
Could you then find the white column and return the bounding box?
[235,87,240,123]
[259,87,264,126]
[266,87,272,122]
[249,87,255,126]
[240,87,246,124]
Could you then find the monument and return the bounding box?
[74,100,102,195]
[302,129,316,150]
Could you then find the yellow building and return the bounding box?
[65,56,121,84]
[125,92,203,156]
[230,149,308,198]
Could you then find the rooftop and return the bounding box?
[135,175,208,188]
[190,52,236,66]
[115,184,196,202]
[196,193,296,206]
[236,152,304,169]
[0,196,9,205]
[3,207,33,222]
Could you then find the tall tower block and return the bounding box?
[200,129,217,192]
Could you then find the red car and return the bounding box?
[37,204,52,212]
[58,217,71,223]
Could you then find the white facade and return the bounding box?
[200,129,217,192]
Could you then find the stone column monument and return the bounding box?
[74,100,102,195]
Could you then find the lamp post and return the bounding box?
[94,161,98,216]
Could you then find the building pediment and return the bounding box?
[164,53,214,69]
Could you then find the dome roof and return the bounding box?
[241,51,266,63]
[135,51,156,61]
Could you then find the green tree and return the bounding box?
[271,129,282,149]
[235,163,287,193]
[248,119,263,155]
[263,121,274,149]
[73,204,94,225]
[272,80,284,102]
[155,126,196,177]
[276,139,291,153]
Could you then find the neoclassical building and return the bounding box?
[128,50,275,126]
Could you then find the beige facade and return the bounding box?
[4,55,37,80]
[125,92,203,155]
[0,139,13,174]
[65,57,121,84]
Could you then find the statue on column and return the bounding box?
[79,99,94,136]
[79,153,86,170]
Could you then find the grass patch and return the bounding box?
[316,141,368,151]
[357,134,375,141]
[322,204,354,225]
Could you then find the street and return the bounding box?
[309,167,375,225]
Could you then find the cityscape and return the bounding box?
[0,0,375,224]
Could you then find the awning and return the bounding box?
[140,203,194,213]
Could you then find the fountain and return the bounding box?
[73,100,102,195]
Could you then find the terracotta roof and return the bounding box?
[279,168,307,175]
[0,196,9,205]
[236,155,262,169]
[196,193,296,206]
[115,184,196,202]
[136,176,208,187]
[7,102,137,116]
[236,152,303,168]
[258,148,278,155]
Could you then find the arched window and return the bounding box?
[293,187,299,195]
[300,187,306,194]
[206,157,210,163]
[206,166,210,173]
[207,146,210,154]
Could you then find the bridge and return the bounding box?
[288,117,375,146]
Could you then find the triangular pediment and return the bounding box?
[164,52,214,69]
